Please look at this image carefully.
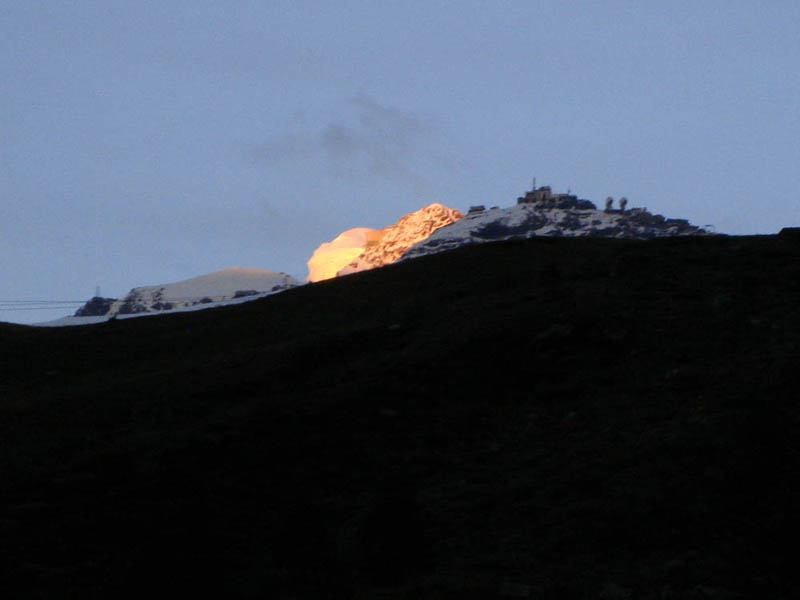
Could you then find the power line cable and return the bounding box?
[0,290,277,312]
[0,300,88,303]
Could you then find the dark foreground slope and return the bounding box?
[2,235,799,598]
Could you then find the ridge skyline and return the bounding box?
[37,183,710,326]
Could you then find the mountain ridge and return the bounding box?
[70,186,707,323]
[311,185,707,284]
[403,191,707,261]
[73,267,299,318]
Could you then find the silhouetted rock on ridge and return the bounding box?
[74,296,117,317]
[403,191,707,261]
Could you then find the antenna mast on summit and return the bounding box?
[532,176,536,191]
[95,285,101,298]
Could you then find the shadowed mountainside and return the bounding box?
[2,235,799,598]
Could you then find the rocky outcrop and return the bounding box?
[74,296,117,317]
[403,196,708,261]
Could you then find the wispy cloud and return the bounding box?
[252,96,454,190]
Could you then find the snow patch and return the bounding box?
[35,282,300,327]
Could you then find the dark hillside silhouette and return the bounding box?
[1,234,799,598]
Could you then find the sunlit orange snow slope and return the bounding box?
[307,204,462,282]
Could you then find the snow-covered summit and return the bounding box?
[403,190,707,261]
[306,203,463,281]
[307,228,382,282]
[338,203,463,276]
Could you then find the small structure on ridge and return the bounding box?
[516,179,595,211]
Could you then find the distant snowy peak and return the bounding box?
[403,193,707,261]
[306,227,381,282]
[75,267,299,317]
[307,203,463,281]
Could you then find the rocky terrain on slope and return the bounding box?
[404,186,707,261]
[307,203,462,281]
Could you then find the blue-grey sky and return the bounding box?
[3,1,799,323]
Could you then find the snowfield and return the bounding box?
[36,267,300,327]
[35,285,298,327]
